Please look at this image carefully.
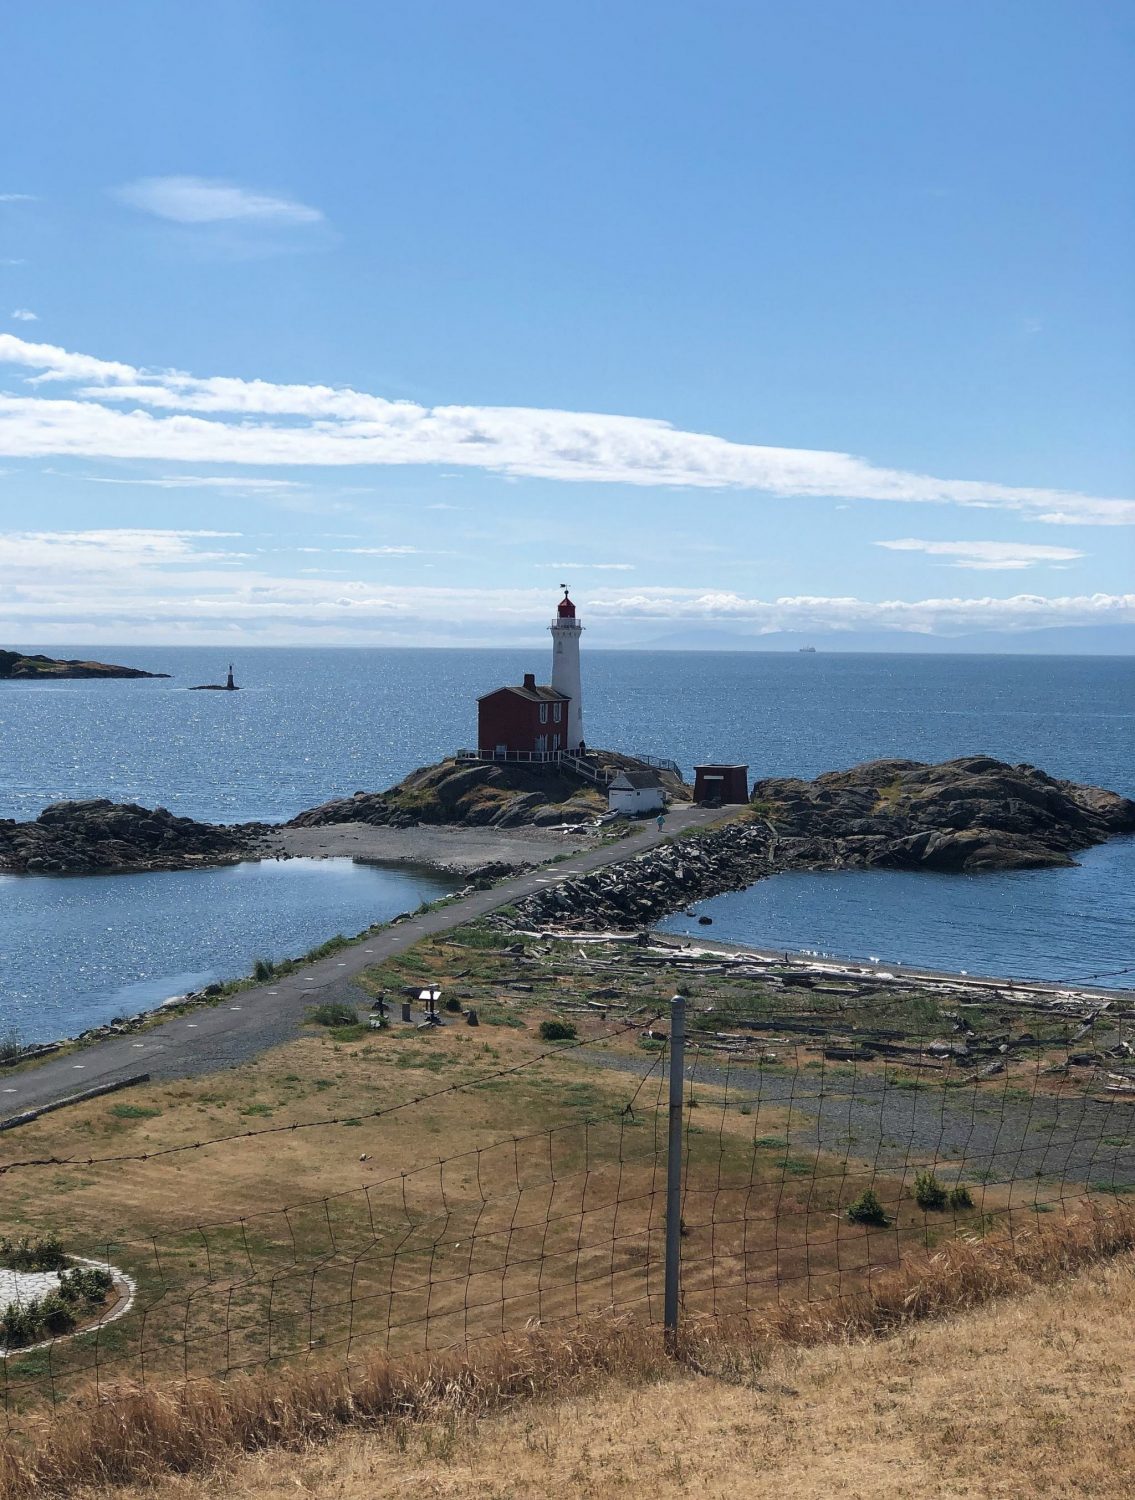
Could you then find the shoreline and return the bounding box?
[6,892,1131,1073]
[644,930,1135,1008]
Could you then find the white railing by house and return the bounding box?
[453,747,614,786]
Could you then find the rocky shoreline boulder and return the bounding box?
[0,800,264,875]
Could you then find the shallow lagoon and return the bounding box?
[0,858,450,1045]
[659,838,1133,987]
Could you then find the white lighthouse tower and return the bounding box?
[550,585,584,750]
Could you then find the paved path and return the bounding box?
[1,805,728,1120]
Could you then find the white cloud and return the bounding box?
[581,587,1135,635]
[114,176,323,226]
[0,194,36,204]
[0,528,241,574]
[876,538,1086,571]
[81,473,304,492]
[1,530,1131,644]
[536,562,636,571]
[10,309,37,322]
[0,334,1131,526]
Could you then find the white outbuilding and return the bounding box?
[608,769,665,816]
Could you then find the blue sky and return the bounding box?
[1,0,1132,647]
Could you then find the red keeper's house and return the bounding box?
[478,673,570,758]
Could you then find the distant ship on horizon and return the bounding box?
[798,645,817,653]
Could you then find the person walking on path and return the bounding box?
[656,810,666,832]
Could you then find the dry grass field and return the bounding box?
[162,1252,1129,1500]
[3,922,1131,1493]
[3,1223,1134,1499]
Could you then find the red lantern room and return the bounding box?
[557,590,576,619]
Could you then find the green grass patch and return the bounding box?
[307,1002,359,1028]
[327,1024,369,1043]
[108,1103,162,1121]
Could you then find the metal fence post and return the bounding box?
[664,991,686,1354]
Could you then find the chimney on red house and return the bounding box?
[522,672,536,690]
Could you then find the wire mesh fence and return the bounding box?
[3,989,1135,1433]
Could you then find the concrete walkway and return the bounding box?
[1,805,729,1120]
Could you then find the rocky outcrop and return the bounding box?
[288,759,609,832]
[509,757,1135,930]
[0,651,169,680]
[751,757,1135,873]
[0,801,265,875]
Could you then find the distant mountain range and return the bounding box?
[618,625,1135,655]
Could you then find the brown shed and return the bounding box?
[692,764,749,805]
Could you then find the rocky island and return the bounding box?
[2,755,1130,889]
[0,650,169,680]
[0,800,265,875]
[289,752,687,832]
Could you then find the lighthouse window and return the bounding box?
[539,702,548,723]
[553,703,562,722]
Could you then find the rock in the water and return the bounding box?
[0,800,264,875]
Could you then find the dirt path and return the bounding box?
[265,820,596,870]
[0,805,728,1121]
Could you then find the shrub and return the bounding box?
[539,1020,578,1043]
[915,1170,948,1211]
[37,1292,76,1337]
[58,1266,112,1304]
[0,1263,113,1350]
[252,957,276,982]
[308,1002,358,1028]
[846,1189,890,1227]
[949,1184,975,1211]
[0,1232,66,1272]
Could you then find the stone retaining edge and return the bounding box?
[0,1072,151,1132]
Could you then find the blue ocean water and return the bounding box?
[1,648,1132,1040]
[0,859,450,1044]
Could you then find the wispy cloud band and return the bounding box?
[877,538,1086,570]
[0,335,1130,526]
[114,176,323,225]
[1,529,1131,643]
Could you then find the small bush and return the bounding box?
[252,957,276,982]
[0,1232,66,1272]
[915,1170,948,1211]
[948,1184,974,1211]
[444,997,463,1013]
[37,1292,76,1337]
[0,1263,113,1350]
[308,1002,358,1028]
[539,1020,578,1043]
[58,1266,112,1304]
[846,1189,890,1227]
